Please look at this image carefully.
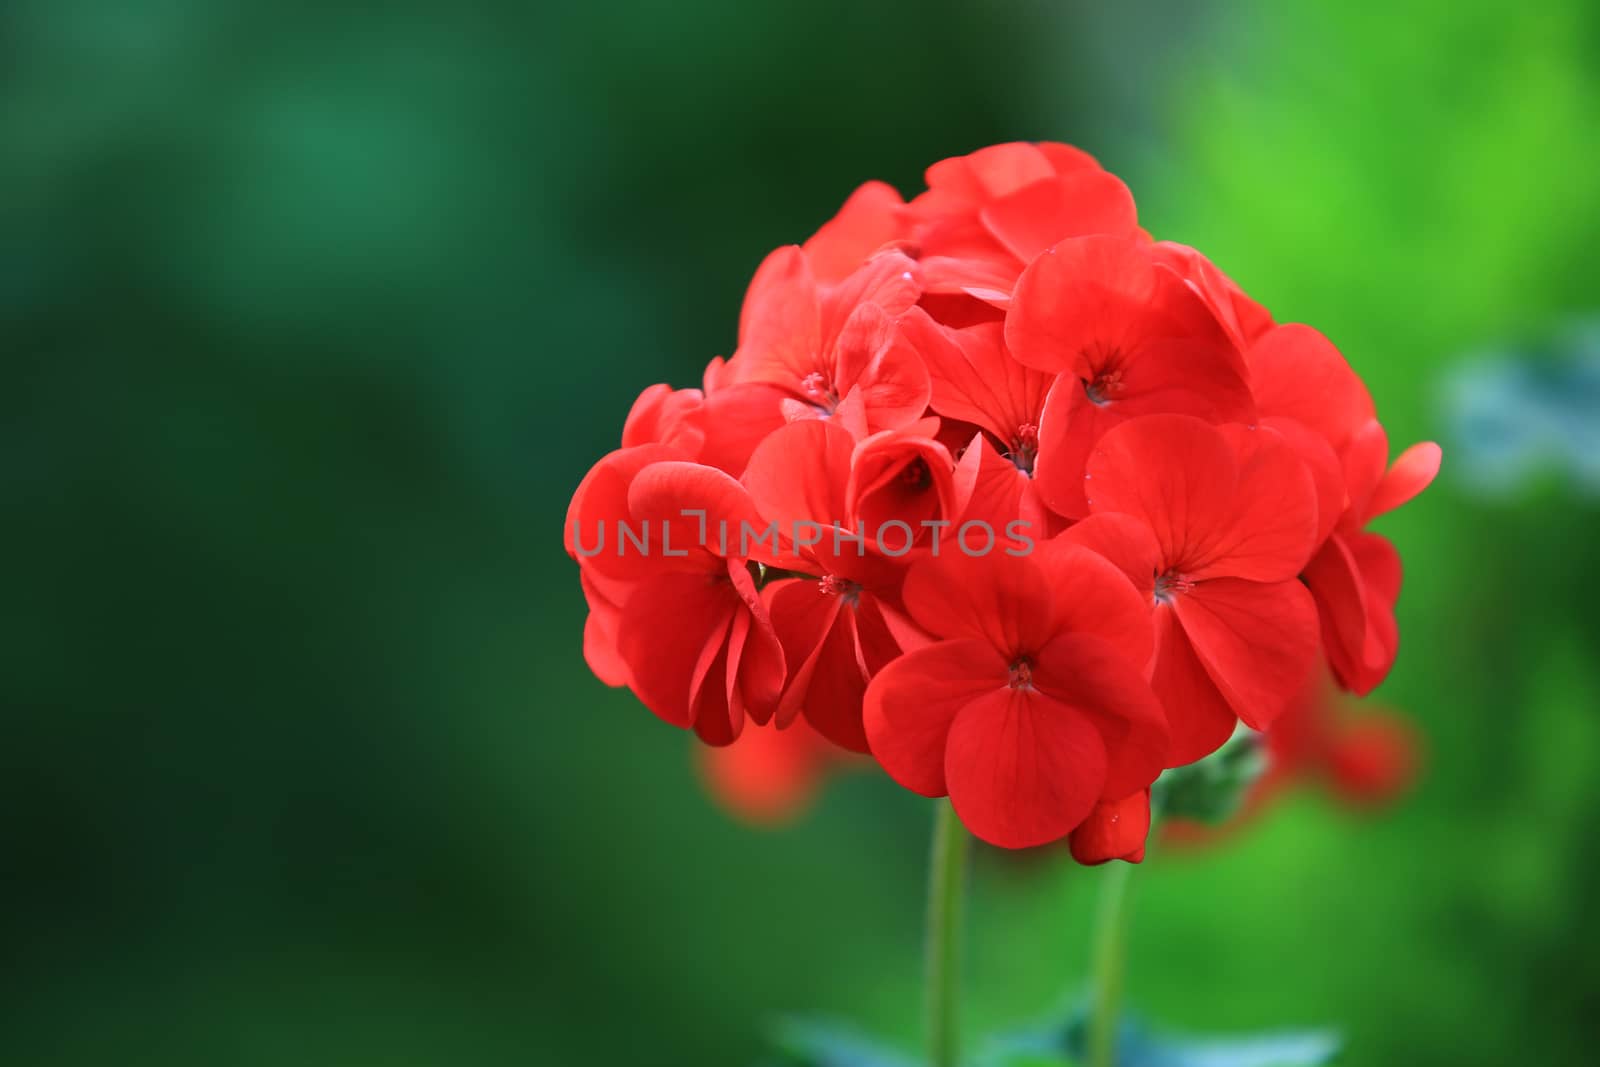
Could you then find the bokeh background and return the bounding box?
[6,1,1599,1064]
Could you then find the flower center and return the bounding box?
[1081,345,1127,406]
[800,371,839,413]
[818,575,862,606]
[1008,657,1034,690]
[1010,423,1040,474]
[1083,368,1125,406]
[899,457,933,491]
[1153,570,1194,604]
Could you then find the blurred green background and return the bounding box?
[6,1,1599,1064]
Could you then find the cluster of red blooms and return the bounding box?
[566,142,1439,863]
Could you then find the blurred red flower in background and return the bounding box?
[696,718,856,827]
[1163,663,1424,849]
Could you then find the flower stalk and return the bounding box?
[1086,858,1135,1067]
[925,801,970,1067]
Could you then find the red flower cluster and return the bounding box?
[566,142,1438,858]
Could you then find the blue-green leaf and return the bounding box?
[763,1018,918,1067]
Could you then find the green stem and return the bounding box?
[1086,860,1135,1067]
[924,801,970,1067]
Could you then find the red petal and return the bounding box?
[689,637,741,746]
[1151,242,1274,350]
[1245,324,1374,451]
[615,572,738,732]
[1005,235,1238,377]
[764,578,843,726]
[1339,420,1390,527]
[763,579,872,751]
[697,383,788,477]
[863,638,1007,796]
[1084,413,1240,566]
[733,245,822,384]
[803,181,911,285]
[1196,424,1319,582]
[848,430,958,549]
[742,419,855,554]
[1031,374,1111,519]
[566,443,687,582]
[1068,790,1152,866]
[899,310,1051,444]
[1150,605,1241,765]
[1032,539,1156,671]
[1174,577,1319,732]
[952,433,1050,540]
[835,309,933,435]
[621,383,707,454]
[920,143,1055,211]
[1032,633,1167,799]
[726,558,786,726]
[944,685,1108,849]
[1367,441,1442,520]
[1262,415,1347,546]
[627,461,765,563]
[1036,142,1104,175]
[900,552,1056,656]
[819,251,921,351]
[1303,534,1371,695]
[579,569,631,687]
[1086,416,1317,583]
[1057,513,1161,602]
[980,169,1139,265]
[1350,532,1403,693]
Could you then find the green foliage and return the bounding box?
[981,1003,1338,1067]
[766,1020,918,1067]
[1152,731,1266,826]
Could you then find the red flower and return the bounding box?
[863,543,1166,849]
[1326,713,1421,807]
[740,419,938,750]
[1065,414,1321,765]
[1246,325,1441,693]
[565,142,1435,861]
[620,375,789,478]
[1006,235,1254,517]
[908,142,1140,304]
[728,247,930,437]
[567,451,786,746]
[900,307,1054,475]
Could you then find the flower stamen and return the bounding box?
[1009,658,1034,690]
[800,371,839,413]
[1011,423,1040,474]
[1153,570,1195,604]
[818,575,862,606]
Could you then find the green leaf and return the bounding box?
[985,1002,1339,1067]
[981,1052,1079,1067]
[763,1019,918,1067]
[1152,727,1267,825]
[1117,1028,1341,1066]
